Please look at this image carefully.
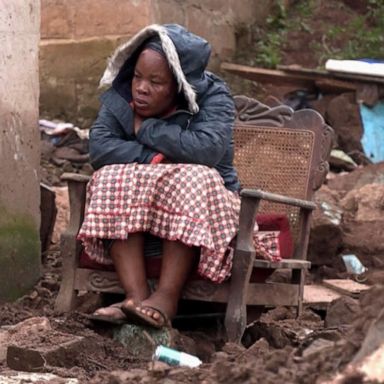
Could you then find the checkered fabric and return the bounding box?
[77,164,281,283]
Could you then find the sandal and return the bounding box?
[121,303,171,329]
[87,302,127,325]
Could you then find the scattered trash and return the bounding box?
[359,101,384,163]
[325,59,384,78]
[320,202,342,226]
[39,119,89,142]
[153,345,202,368]
[342,254,368,282]
[330,149,358,171]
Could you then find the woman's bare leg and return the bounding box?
[111,234,150,302]
[124,239,197,323]
[93,233,149,319]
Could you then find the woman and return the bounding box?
[78,24,280,328]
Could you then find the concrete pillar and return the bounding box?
[0,0,41,301]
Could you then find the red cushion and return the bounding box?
[79,213,293,278]
[256,213,294,259]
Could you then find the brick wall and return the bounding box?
[40,0,272,127]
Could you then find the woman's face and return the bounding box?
[131,49,178,118]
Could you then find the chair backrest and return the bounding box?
[233,95,333,245]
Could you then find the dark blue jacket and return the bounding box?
[89,24,240,192]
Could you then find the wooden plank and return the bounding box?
[278,64,330,77]
[315,78,357,93]
[247,283,299,306]
[183,280,299,306]
[221,62,316,89]
[279,64,384,85]
[322,279,370,298]
[253,259,311,269]
[303,284,341,308]
[75,268,301,306]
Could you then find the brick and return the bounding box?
[73,0,153,38]
[40,0,73,39]
[39,77,77,122]
[40,38,116,81]
[7,334,87,371]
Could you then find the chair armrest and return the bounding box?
[61,172,91,183]
[240,189,317,210]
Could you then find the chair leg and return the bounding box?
[54,233,79,313]
[224,250,254,343]
[291,268,305,317]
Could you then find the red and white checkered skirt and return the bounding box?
[77,164,281,283]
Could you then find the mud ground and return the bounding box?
[0,242,382,383]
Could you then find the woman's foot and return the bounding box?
[89,302,127,324]
[121,291,177,328]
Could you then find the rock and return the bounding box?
[340,183,384,222]
[327,161,384,195]
[308,186,344,266]
[113,324,196,361]
[340,183,384,265]
[325,296,360,328]
[244,321,292,349]
[2,317,94,372]
[325,92,363,155]
[353,307,384,363]
[301,338,336,361]
[7,334,86,372]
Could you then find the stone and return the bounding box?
[308,185,344,266]
[2,317,94,372]
[113,324,171,360]
[340,183,384,222]
[301,338,335,361]
[325,92,363,154]
[7,334,85,372]
[340,184,384,264]
[327,161,384,195]
[325,296,360,328]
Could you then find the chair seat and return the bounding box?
[78,213,295,276]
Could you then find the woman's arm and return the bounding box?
[136,87,235,167]
[89,104,158,169]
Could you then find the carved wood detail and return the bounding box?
[88,272,121,290]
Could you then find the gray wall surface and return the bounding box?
[0,0,41,301]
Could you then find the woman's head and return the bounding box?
[131,47,178,118]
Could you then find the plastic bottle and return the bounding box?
[153,345,202,368]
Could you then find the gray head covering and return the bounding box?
[142,36,166,58]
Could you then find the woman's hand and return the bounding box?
[134,113,143,135]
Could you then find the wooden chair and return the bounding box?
[55,95,334,343]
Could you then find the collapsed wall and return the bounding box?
[0,0,41,300]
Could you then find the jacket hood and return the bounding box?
[99,24,212,113]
